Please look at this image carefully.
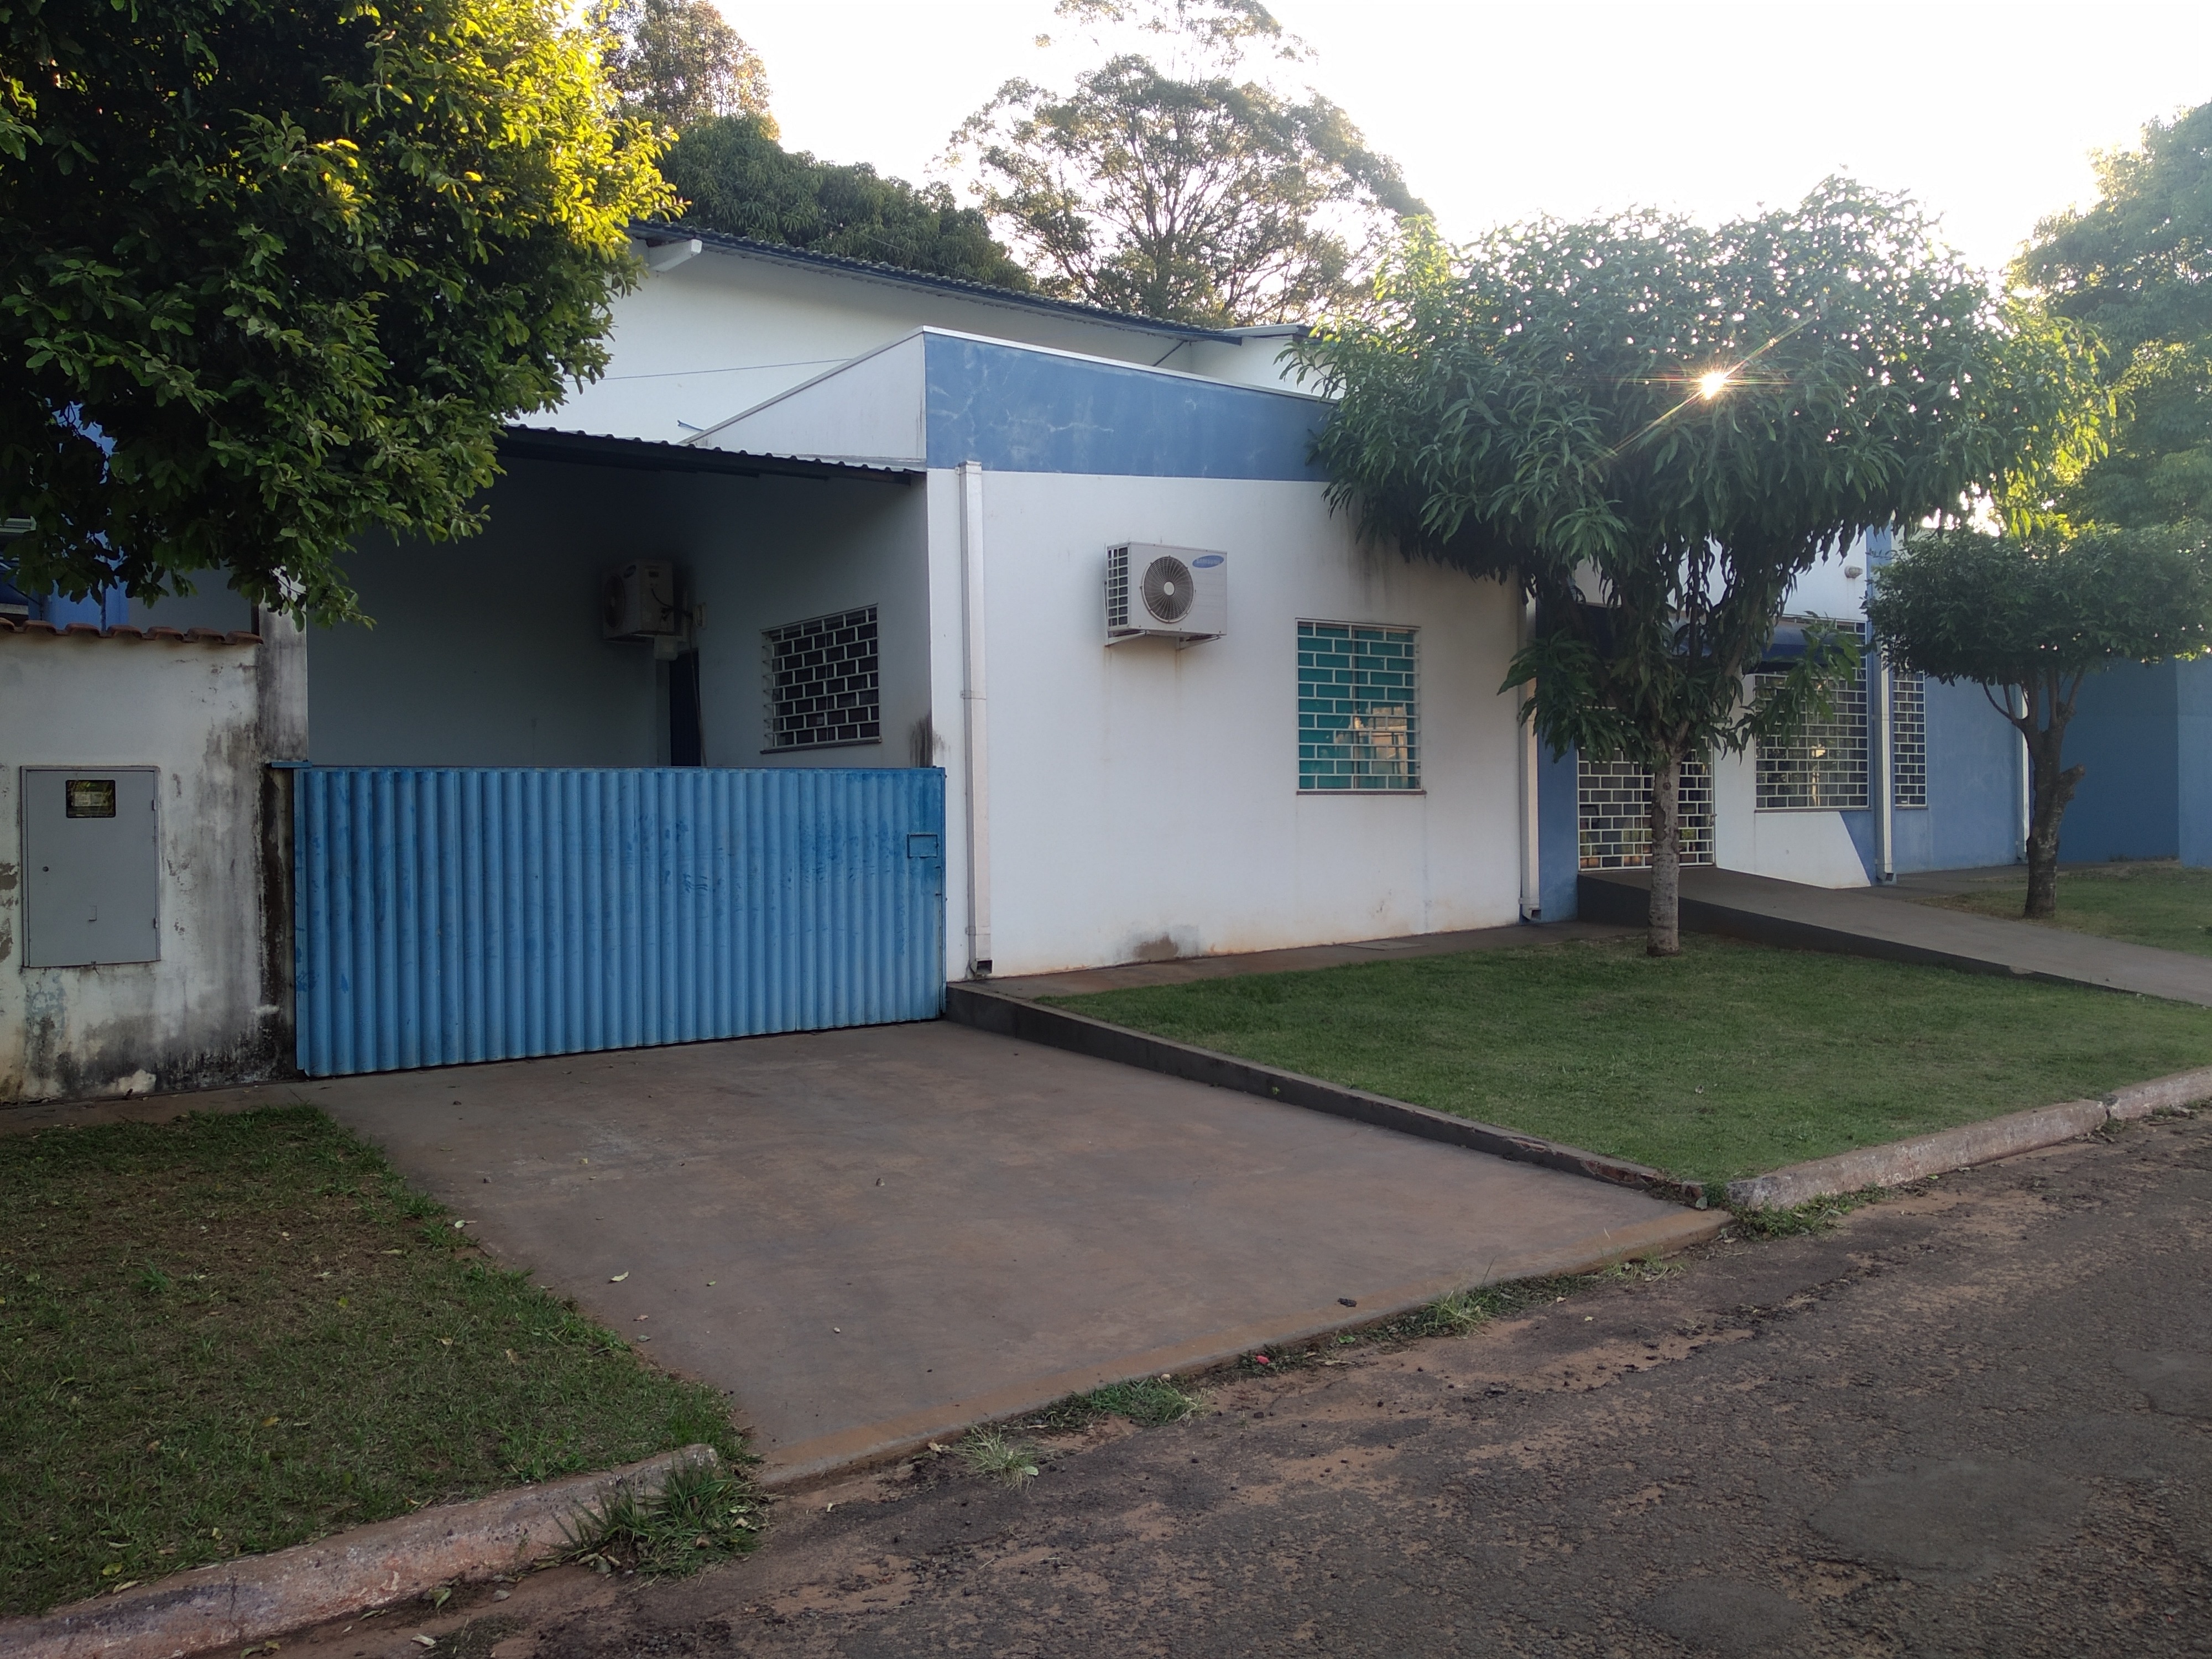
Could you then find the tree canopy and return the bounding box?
[1868,524,2212,915]
[601,0,771,132]
[1297,181,2104,952]
[0,0,671,625]
[662,114,1034,289]
[2015,100,2212,530]
[948,0,1422,325]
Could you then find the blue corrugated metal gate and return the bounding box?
[294,766,945,1078]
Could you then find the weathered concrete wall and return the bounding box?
[0,624,295,1101]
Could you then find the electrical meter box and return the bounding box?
[20,766,160,967]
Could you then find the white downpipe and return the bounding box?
[959,461,993,976]
[1874,648,1895,882]
[1517,596,1542,921]
[2015,685,2032,862]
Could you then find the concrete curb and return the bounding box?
[2105,1064,2212,1121]
[753,1207,1727,1489]
[944,983,1704,1207]
[1726,1062,2212,1210]
[0,1445,716,1659]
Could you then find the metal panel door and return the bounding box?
[294,766,946,1077]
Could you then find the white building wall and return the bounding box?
[690,473,933,770]
[947,469,1525,979]
[532,248,1302,447]
[1709,535,1877,888]
[0,631,288,1100]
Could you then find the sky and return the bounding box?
[727,0,2211,279]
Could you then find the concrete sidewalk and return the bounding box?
[1580,865,2212,1007]
[137,1022,1711,1485]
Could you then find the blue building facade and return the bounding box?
[2059,658,2212,867]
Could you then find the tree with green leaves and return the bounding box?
[1868,525,2212,917]
[602,0,770,132]
[663,114,1033,289]
[2015,100,2212,531]
[948,0,1422,325]
[1297,183,2104,954]
[0,0,669,627]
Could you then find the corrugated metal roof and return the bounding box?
[500,425,917,480]
[0,618,259,645]
[634,223,1256,343]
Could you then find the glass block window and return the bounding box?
[1578,758,1714,869]
[1755,624,1869,810]
[763,606,880,750]
[1297,621,1420,792]
[1891,667,1927,808]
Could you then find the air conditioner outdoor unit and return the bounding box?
[602,560,680,641]
[1104,543,1227,645]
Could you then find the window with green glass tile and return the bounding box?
[1297,620,1420,792]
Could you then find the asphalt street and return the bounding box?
[316,1110,2212,1658]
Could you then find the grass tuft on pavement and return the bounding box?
[1916,859,2212,958]
[957,1427,1043,1486]
[1040,1375,1203,1430]
[563,1452,761,1578]
[0,1104,747,1617]
[1046,936,2212,1189]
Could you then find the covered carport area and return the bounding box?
[286,431,948,1078]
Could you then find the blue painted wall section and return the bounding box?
[2177,661,2212,867]
[294,765,947,1077]
[925,333,1328,480]
[2061,662,2179,863]
[1537,742,1580,920]
[1910,678,2023,872]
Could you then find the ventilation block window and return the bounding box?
[764,606,880,751]
[1298,621,1420,792]
[1755,624,1869,810]
[1891,667,1927,808]
[1578,758,1714,869]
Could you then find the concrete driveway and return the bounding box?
[233,1021,1713,1481]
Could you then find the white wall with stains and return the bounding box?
[0,629,291,1101]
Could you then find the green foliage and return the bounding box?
[1869,523,2212,914]
[0,1105,744,1616]
[0,0,673,624]
[950,0,1422,325]
[601,0,770,131]
[2015,101,2212,530]
[1300,185,2105,775]
[664,114,1033,289]
[1869,524,2212,691]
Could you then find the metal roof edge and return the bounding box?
[631,223,1255,343]
[499,426,917,482]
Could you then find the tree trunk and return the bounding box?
[2022,707,2084,920]
[1647,753,1683,957]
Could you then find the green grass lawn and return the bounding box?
[1917,860,2212,958]
[0,1105,747,1618]
[1047,936,2212,1192]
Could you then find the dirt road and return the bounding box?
[319,1113,2212,1657]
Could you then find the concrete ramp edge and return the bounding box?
[943,983,1704,1207]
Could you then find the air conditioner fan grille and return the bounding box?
[1140,555,1195,623]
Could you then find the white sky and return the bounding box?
[726,0,2210,278]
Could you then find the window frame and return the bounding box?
[1296,618,1423,795]
[760,604,883,754]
